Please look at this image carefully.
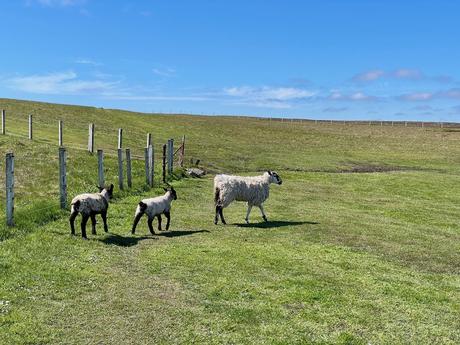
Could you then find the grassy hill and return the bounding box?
[0,98,459,344]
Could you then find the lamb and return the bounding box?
[69,184,114,239]
[214,171,282,225]
[131,187,178,234]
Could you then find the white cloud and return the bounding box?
[152,67,176,77]
[352,70,385,82]
[398,92,434,101]
[328,91,376,101]
[5,71,116,95]
[75,58,102,66]
[391,69,423,80]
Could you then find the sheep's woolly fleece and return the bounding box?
[71,189,110,216]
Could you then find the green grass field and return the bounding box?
[0,98,459,344]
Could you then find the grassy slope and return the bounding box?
[0,98,459,344]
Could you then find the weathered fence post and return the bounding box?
[422,122,424,128]
[441,122,444,128]
[146,133,151,147]
[97,149,104,187]
[1,109,5,135]
[167,139,174,175]
[126,148,132,188]
[405,121,408,127]
[6,153,14,226]
[144,145,154,187]
[118,128,123,149]
[162,144,167,183]
[88,123,94,153]
[58,120,63,146]
[59,147,67,209]
[28,115,33,140]
[117,148,124,190]
[179,135,185,167]
[144,147,149,185]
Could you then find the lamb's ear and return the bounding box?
[163,187,168,192]
[267,170,272,176]
[97,185,103,192]
[109,184,114,192]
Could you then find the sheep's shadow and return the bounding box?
[99,233,153,247]
[235,220,319,229]
[155,229,210,238]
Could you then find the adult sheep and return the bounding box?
[214,171,282,225]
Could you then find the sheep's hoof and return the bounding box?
[82,236,89,241]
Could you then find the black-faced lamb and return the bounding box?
[131,187,178,234]
[214,171,282,225]
[69,184,114,239]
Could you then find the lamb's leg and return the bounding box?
[164,211,171,230]
[218,206,227,225]
[214,205,220,225]
[81,214,89,239]
[245,204,253,224]
[157,214,162,231]
[90,214,97,235]
[131,211,143,234]
[147,217,155,235]
[259,204,268,222]
[101,210,108,232]
[69,211,78,235]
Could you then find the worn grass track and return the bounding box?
[0,98,459,344]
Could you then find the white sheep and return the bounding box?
[214,171,282,224]
[69,184,114,239]
[131,187,178,234]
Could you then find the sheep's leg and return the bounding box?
[214,206,220,225]
[90,214,97,235]
[164,211,171,230]
[218,206,226,225]
[131,212,143,234]
[147,217,155,235]
[69,211,78,235]
[81,214,89,239]
[259,204,268,222]
[157,214,162,231]
[101,210,108,233]
[245,204,253,224]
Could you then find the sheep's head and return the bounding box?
[267,171,282,185]
[98,184,114,199]
[164,186,178,200]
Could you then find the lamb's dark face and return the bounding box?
[100,184,114,199]
[170,188,178,200]
[267,171,282,185]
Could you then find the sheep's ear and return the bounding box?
[97,185,103,192]
[163,187,168,192]
[267,170,272,176]
[109,184,114,192]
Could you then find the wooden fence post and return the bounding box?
[162,144,167,183]
[149,145,154,186]
[117,148,124,190]
[28,115,33,140]
[167,139,174,175]
[146,133,151,147]
[1,109,5,135]
[58,120,63,146]
[126,148,132,188]
[405,121,408,127]
[144,147,150,185]
[88,123,94,153]
[118,128,123,149]
[6,153,14,226]
[179,135,185,167]
[59,147,67,209]
[97,149,104,187]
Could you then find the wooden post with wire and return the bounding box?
[6,153,14,226]
[58,120,63,146]
[28,115,33,140]
[88,123,94,153]
[59,147,67,209]
[162,144,167,183]
[1,109,5,135]
[97,149,104,187]
[117,148,124,190]
[167,139,174,175]
[126,148,132,188]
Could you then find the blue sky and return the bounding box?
[1,0,460,121]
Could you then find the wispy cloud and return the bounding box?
[223,86,315,109]
[353,68,452,83]
[398,92,434,101]
[4,71,117,95]
[152,67,176,77]
[75,58,102,66]
[328,91,377,101]
[352,70,385,82]
[28,0,86,7]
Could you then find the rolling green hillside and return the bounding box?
[0,98,459,344]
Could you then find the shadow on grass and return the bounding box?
[156,230,210,238]
[235,220,319,229]
[100,233,154,247]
